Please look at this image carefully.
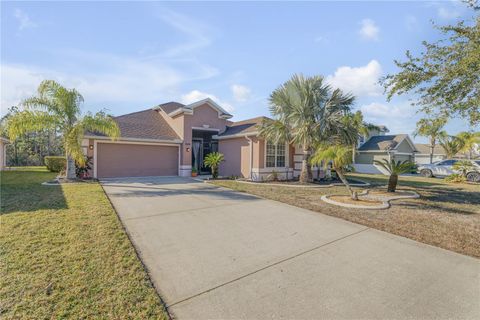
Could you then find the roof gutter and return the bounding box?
[84,135,183,144]
[214,131,259,140]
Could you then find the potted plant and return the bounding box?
[191,167,198,177]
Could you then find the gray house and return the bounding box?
[353,134,418,174]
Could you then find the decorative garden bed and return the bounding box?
[321,189,420,209]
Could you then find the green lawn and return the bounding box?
[0,167,168,319]
[212,173,480,258]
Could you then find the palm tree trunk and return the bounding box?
[429,138,435,164]
[337,169,358,200]
[387,174,398,192]
[299,147,309,184]
[66,155,76,179]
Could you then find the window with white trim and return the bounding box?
[266,141,286,168]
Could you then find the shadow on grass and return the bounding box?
[0,170,68,215]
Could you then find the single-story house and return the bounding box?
[353,134,418,175]
[414,143,447,164]
[86,98,301,180]
[0,137,9,170]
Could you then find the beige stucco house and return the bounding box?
[86,98,301,180]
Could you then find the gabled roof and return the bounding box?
[358,134,416,152]
[157,98,233,119]
[414,143,446,155]
[87,109,181,142]
[217,116,269,138]
[156,101,185,114]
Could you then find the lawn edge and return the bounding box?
[99,183,173,320]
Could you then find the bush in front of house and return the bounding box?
[44,156,66,172]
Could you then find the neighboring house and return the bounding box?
[86,98,298,180]
[414,143,447,164]
[353,134,418,175]
[0,137,9,170]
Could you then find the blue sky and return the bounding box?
[1,1,477,142]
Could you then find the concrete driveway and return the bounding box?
[101,176,480,319]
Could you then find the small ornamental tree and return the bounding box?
[373,159,416,192]
[204,152,224,179]
[310,145,358,200]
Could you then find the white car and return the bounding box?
[418,159,480,182]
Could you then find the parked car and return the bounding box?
[418,159,480,182]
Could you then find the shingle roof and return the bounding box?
[358,134,409,151]
[89,109,181,141]
[414,143,446,155]
[156,101,185,114]
[218,116,269,137]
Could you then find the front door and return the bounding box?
[192,134,219,174]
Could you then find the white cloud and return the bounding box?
[326,60,383,97]
[358,19,379,41]
[405,15,419,31]
[231,84,251,102]
[1,50,213,115]
[437,7,461,20]
[158,10,212,58]
[359,102,418,134]
[181,90,234,112]
[14,9,37,31]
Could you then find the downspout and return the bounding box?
[245,135,253,180]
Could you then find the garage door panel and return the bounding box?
[97,143,178,178]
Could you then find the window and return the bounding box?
[438,160,457,166]
[266,141,286,168]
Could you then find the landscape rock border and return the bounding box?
[320,189,420,210]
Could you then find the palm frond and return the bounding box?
[258,118,291,144]
[79,111,120,140]
[373,158,415,174]
[6,110,59,140]
[310,145,352,170]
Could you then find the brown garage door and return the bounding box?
[97,143,178,178]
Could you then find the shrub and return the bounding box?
[445,173,466,183]
[75,156,93,179]
[44,156,66,172]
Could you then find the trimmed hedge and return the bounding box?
[44,156,66,172]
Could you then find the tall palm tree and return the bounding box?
[456,131,480,159]
[310,145,358,200]
[7,80,120,179]
[373,159,415,192]
[414,118,447,164]
[439,135,464,158]
[342,111,379,162]
[259,74,355,183]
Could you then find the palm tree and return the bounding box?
[259,74,355,183]
[373,159,416,192]
[456,131,480,159]
[414,118,447,164]
[310,145,358,200]
[342,111,379,162]
[439,135,464,158]
[204,152,224,179]
[7,80,120,179]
